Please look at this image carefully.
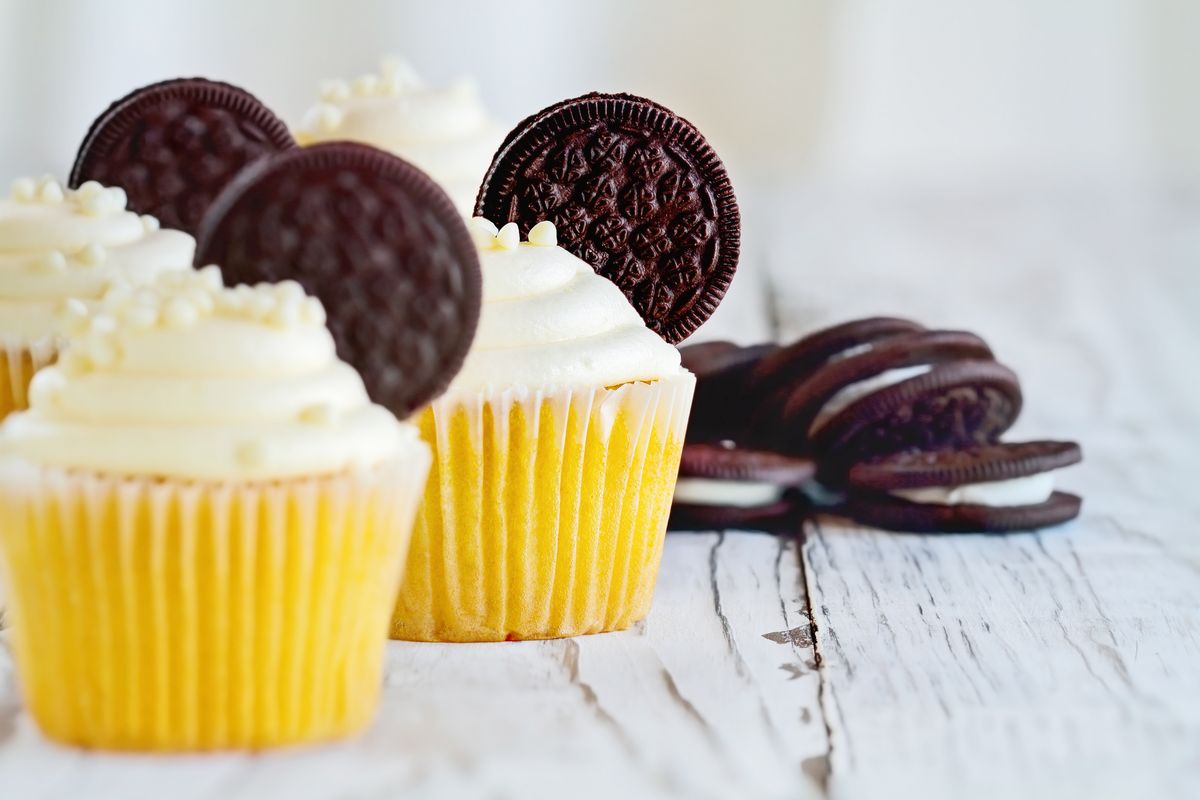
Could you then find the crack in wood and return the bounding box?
[558,638,641,760]
[798,520,838,793]
[659,667,723,753]
[708,532,750,679]
[552,640,701,799]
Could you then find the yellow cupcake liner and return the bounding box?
[0,446,429,751]
[0,336,60,627]
[391,373,695,642]
[0,336,60,421]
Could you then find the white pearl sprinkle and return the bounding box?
[38,179,64,204]
[528,220,558,247]
[28,376,59,409]
[38,250,68,272]
[267,299,301,328]
[83,337,119,368]
[80,187,126,216]
[247,292,275,319]
[60,298,91,337]
[495,222,520,251]
[301,297,327,326]
[352,74,380,96]
[10,178,35,202]
[103,286,133,312]
[141,214,161,232]
[163,297,199,329]
[186,287,215,315]
[77,243,107,266]
[75,180,104,201]
[318,79,350,102]
[57,350,91,376]
[106,187,128,210]
[305,103,343,134]
[274,280,306,304]
[197,264,223,290]
[89,315,117,336]
[467,216,500,249]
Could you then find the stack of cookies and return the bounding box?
[672,317,1083,534]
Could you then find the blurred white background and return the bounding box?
[2,0,1198,185]
[1,0,1197,364]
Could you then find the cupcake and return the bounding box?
[390,219,696,641]
[295,57,504,214]
[0,268,431,750]
[0,175,193,419]
[390,91,741,642]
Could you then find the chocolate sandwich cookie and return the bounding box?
[680,341,779,442]
[71,78,295,236]
[669,443,815,531]
[476,92,739,344]
[758,329,1016,459]
[680,341,779,380]
[749,316,925,402]
[840,441,1083,533]
[768,329,995,439]
[195,142,481,418]
[810,359,1023,471]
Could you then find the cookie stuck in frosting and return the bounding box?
[442,218,685,399]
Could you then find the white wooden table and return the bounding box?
[1,183,1198,799]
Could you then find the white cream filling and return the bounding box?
[890,471,1056,506]
[810,364,932,433]
[673,477,785,508]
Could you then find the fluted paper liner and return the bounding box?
[0,445,429,751]
[0,336,61,627]
[391,373,695,642]
[0,336,60,420]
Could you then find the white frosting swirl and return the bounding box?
[295,58,504,214]
[443,219,684,399]
[0,268,415,480]
[0,176,194,341]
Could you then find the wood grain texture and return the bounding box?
[804,517,1200,800]
[1,182,1197,798]
[771,183,1200,799]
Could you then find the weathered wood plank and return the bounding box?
[803,516,1200,800]
[774,185,1200,799]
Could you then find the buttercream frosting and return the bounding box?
[442,219,684,398]
[0,176,194,341]
[295,58,504,214]
[0,267,416,480]
[891,471,1057,506]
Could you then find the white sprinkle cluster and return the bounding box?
[10,177,160,273]
[54,266,328,376]
[304,56,435,134]
[9,176,129,217]
[468,218,558,251]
